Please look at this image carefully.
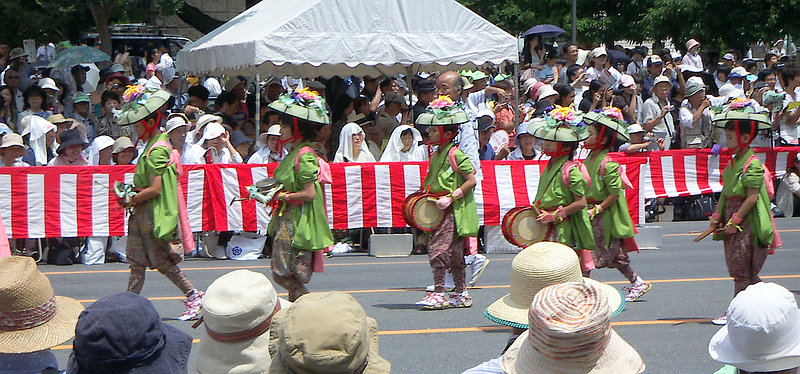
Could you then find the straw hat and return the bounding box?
[269,291,390,374]
[116,87,172,126]
[111,137,135,154]
[501,282,644,374]
[195,270,290,374]
[268,87,331,126]
[583,109,631,142]
[708,282,800,372]
[415,95,470,126]
[485,241,624,329]
[0,133,24,149]
[0,256,84,353]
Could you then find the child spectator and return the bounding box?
[19,85,52,120]
[95,90,122,138]
[248,124,286,164]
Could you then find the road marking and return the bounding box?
[73,274,800,303]
[42,259,513,276]
[663,228,800,237]
[47,318,712,350]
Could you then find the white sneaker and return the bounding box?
[624,281,651,302]
[712,312,727,326]
[448,290,472,308]
[178,290,204,321]
[416,292,448,309]
[469,255,489,286]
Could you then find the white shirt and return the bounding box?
[203,77,222,99]
[640,96,675,149]
[681,52,704,71]
[780,89,800,145]
[247,147,287,164]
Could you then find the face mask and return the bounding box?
[111,108,122,118]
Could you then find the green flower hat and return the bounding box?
[268,87,331,125]
[583,107,631,142]
[116,85,172,125]
[415,95,470,126]
[527,105,588,143]
[712,98,772,130]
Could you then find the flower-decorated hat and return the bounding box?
[583,106,631,142]
[527,105,588,143]
[712,98,771,130]
[415,95,470,126]
[268,87,331,126]
[116,85,172,126]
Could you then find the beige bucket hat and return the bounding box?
[485,241,624,329]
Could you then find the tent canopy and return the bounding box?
[176,0,518,78]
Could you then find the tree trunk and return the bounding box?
[89,2,114,57]
[175,2,225,34]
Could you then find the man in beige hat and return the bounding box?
[0,133,29,167]
[465,282,644,374]
[269,291,390,373]
[194,269,290,374]
[0,257,84,371]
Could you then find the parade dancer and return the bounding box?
[267,88,334,302]
[705,100,781,325]
[415,96,479,309]
[117,86,203,321]
[583,108,651,302]
[531,106,596,275]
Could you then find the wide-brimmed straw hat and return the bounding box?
[268,87,331,126]
[528,106,589,143]
[0,256,84,353]
[583,108,631,142]
[116,86,172,126]
[67,292,192,374]
[269,291,390,374]
[415,95,470,126]
[501,282,645,374]
[196,270,291,374]
[709,282,800,372]
[485,241,624,329]
[712,99,772,131]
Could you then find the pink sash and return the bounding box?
[148,140,195,253]
[0,214,10,258]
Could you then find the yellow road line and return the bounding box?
[47,318,712,350]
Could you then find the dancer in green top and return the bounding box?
[529,106,595,275]
[117,86,204,321]
[267,87,334,301]
[414,96,479,310]
[583,108,650,302]
[706,101,781,326]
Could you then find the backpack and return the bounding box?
[743,155,775,199]
[561,160,592,189]
[296,146,332,184]
[600,156,634,190]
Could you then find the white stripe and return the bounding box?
[374,164,393,227]
[774,151,788,178]
[26,174,45,238]
[124,173,134,234]
[91,174,110,237]
[221,168,243,231]
[494,165,515,220]
[473,172,484,226]
[683,155,702,195]
[186,169,205,232]
[523,164,540,205]
[344,166,363,228]
[660,156,678,196]
[707,155,724,192]
[60,174,77,237]
[638,164,646,225]
[403,164,421,196]
[250,167,270,234]
[0,174,10,238]
[324,184,333,229]
[642,162,655,199]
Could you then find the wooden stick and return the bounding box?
[693,226,719,242]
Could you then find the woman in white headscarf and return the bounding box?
[86,135,115,165]
[379,125,427,162]
[333,122,375,163]
[20,115,57,166]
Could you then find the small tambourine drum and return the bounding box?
[113,181,138,205]
[246,177,283,205]
[501,206,547,248]
[402,191,445,232]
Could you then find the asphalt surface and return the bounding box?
[41,218,800,373]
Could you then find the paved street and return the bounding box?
[43,218,800,373]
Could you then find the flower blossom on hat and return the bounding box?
[429,95,455,110]
[549,105,576,122]
[728,97,754,110]
[277,87,328,117]
[600,106,625,121]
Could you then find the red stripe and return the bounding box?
[10,172,28,238]
[695,153,711,194]
[389,163,407,228]
[330,164,349,230]
[671,153,689,196]
[203,165,227,232]
[75,170,94,237]
[509,162,530,207]
[43,170,62,237]
[107,169,128,236]
[360,165,377,228]
[236,166,257,232]
[648,153,666,198]
[481,162,501,226]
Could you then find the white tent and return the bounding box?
[176,0,518,78]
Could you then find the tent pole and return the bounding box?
[571,0,577,44]
[255,72,261,141]
[513,62,520,127]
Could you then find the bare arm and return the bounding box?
[132,175,162,204]
[369,88,382,113]
[563,194,587,215]
[281,181,316,202]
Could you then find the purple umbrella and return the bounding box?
[520,24,566,39]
